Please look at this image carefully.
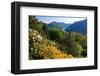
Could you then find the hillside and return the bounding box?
[48,22,71,30]
[64,19,87,34]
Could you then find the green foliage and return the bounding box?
[81,49,87,57]
[63,32,76,52]
[42,23,48,34]
[55,32,85,57]
[49,28,65,40]
[42,23,50,38]
[29,16,38,28]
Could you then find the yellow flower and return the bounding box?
[39,45,73,59]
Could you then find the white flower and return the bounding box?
[34,30,38,33]
[37,35,42,41]
[37,35,41,38]
[29,28,32,32]
[33,43,36,45]
[31,48,33,50]
[39,36,42,41]
[33,33,36,36]
[32,37,35,40]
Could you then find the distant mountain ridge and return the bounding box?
[48,22,71,30]
[47,19,87,34]
[64,19,87,34]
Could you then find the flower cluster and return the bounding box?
[29,29,43,43]
[39,45,73,59]
[29,29,73,59]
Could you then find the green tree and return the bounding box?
[49,28,64,40]
[42,23,49,38]
[29,16,38,29]
[63,32,83,57]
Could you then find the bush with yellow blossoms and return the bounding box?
[39,45,73,59]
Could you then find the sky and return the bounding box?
[36,16,86,24]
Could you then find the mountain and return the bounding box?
[64,19,87,34]
[48,22,71,30]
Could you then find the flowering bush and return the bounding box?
[29,43,73,59]
[29,29,43,43]
[40,46,73,59]
[29,29,73,59]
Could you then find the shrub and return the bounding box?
[39,45,73,59]
[29,41,73,59]
[49,28,65,40]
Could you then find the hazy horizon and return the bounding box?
[36,16,86,24]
